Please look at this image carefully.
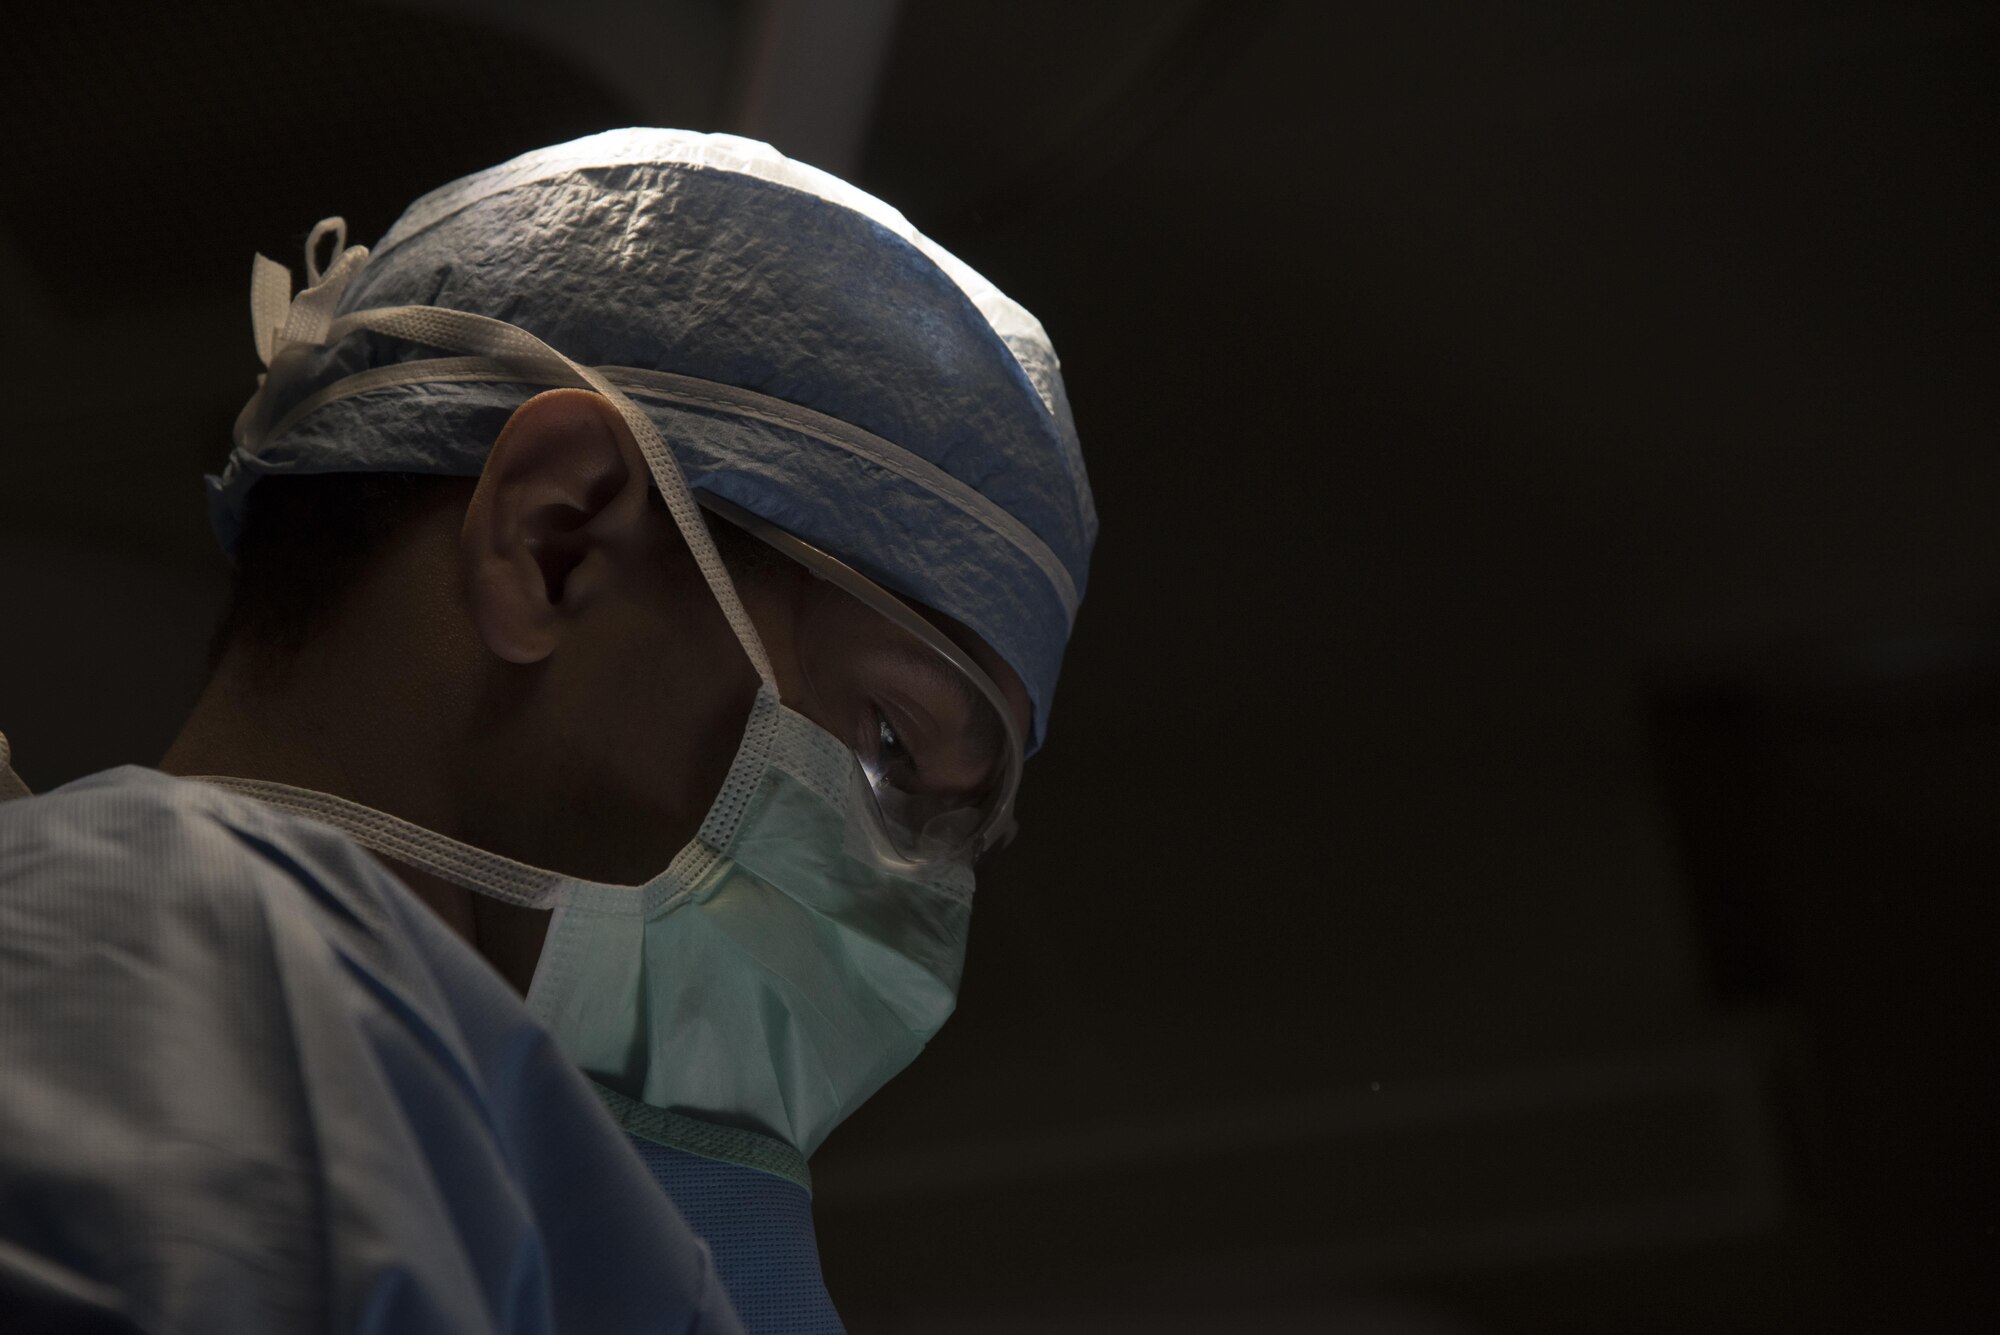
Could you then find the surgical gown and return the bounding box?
[0,765,745,1334]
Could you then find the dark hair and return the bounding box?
[206,472,460,682]
[207,471,783,684]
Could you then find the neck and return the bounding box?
[160,651,549,994]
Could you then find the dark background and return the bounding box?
[2,2,1994,1330]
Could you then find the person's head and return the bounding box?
[174,127,1097,1152]
[195,128,1094,884]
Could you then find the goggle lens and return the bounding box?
[700,496,1023,865]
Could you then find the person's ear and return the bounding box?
[461,388,653,664]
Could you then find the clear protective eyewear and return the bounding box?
[697,494,1024,865]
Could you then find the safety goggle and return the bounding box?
[697,494,1024,866]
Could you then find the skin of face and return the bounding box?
[162,389,1032,994]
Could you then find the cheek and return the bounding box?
[657,625,756,788]
[578,560,808,865]
[551,602,753,866]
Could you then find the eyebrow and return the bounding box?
[874,638,1005,755]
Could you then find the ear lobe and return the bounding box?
[460,389,653,665]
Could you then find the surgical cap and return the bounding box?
[207,129,1096,749]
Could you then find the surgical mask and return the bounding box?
[206,683,972,1158]
[196,224,996,1158]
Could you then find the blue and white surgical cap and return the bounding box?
[208,129,1096,749]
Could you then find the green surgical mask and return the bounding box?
[526,682,972,1156]
[207,681,972,1159]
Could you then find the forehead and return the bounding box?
[898,599,1036,746]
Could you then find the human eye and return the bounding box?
[868,695,987,796]
[862,701,921,784]
[864,693,1000,804]
[874,710,909,769]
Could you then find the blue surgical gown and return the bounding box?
[0,765,747,1334]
